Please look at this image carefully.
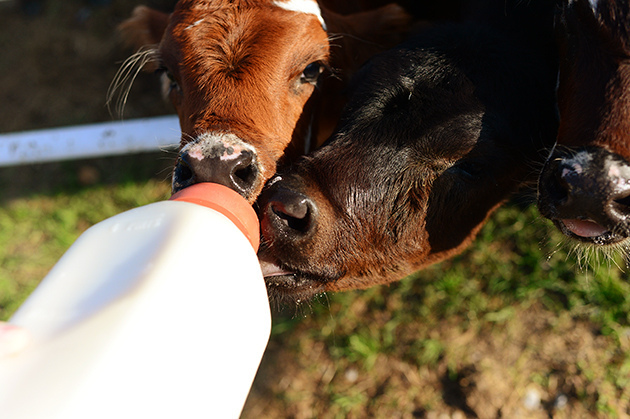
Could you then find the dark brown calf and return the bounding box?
[114,0,411,202]
[257,0,559,304]
[537,0,630,246]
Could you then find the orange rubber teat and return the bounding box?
[170,183,260,251]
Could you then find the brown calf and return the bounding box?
[114,0,411,202]
[537,0,630,247]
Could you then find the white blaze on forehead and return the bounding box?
[273,0,326,30]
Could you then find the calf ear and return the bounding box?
[322,4,419,77]
[118,6,169,53]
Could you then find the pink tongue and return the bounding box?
[259,260,293,277]
[561,219,608,238]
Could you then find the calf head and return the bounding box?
[258,20,558,304]
[537,0,630,245]
[116,0,411,202]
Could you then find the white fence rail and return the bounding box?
[0,115,181,167]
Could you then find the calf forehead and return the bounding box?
[341,54,481,156]
[164,2,328,82]
[173,0,324,30]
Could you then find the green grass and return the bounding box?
[0,181,171,319]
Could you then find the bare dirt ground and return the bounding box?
[2,2,629,418]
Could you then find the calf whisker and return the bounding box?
[564,237,629,273]
[106,47,160,118]
[545,241,564,263]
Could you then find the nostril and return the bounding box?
[232,151,257,191]
[608,162,630,215]
[177,158,193,181]
[271,201,310,233]
[172,155,195,193]
[540,159,570,205]
[550,165,570,201]
[611,189,630,217]
[266,190,315,235]
[614,192,630,207]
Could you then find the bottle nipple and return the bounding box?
[170,183,260,251]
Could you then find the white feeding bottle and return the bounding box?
[0,182,270,419]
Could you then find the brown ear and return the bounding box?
[118,6,170,51]
[323,4,421,78]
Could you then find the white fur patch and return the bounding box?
[588,0,599,13]
[185,19,204,30]
[273,0,326,30]
[266,175,283,187]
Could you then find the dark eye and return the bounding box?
[452,161,483,181]
[156,66,181,95]
[300,62,324,84]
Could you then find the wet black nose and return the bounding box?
[260,184,317,238]
[538,148,630,227]
[172,143,258,197]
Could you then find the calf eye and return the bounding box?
[300,62,324,84]
[453,161,483,181]
[156,66,181,95]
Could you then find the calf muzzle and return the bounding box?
[538,146,630,244]
[172,133,260,200]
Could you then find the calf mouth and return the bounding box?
[259,259,327,305]
[554,218,628,246]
